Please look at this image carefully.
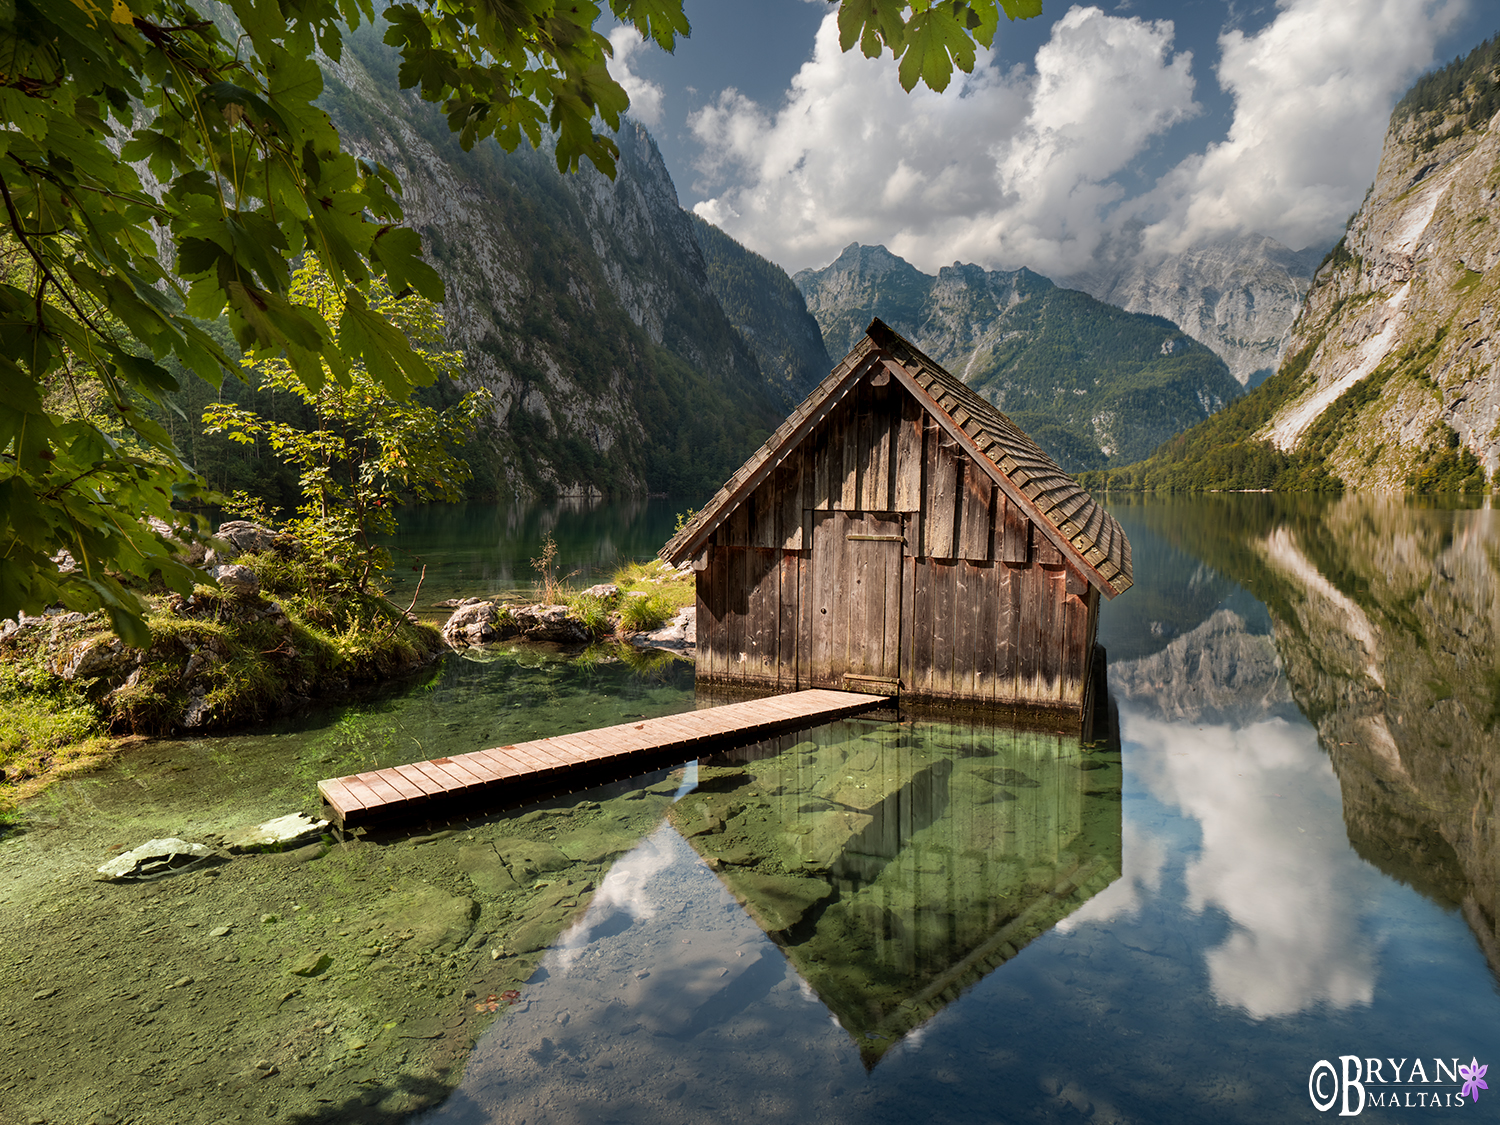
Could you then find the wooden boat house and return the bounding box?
[660,319,1132,726]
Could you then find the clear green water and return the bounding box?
[377,497,685,606]
[2,495,1498,1125]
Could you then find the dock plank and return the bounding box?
[319,688,889,827]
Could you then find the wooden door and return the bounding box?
[809,511,903,692]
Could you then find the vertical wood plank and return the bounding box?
[867,401,892,513]
[779,460,803,550]
[695,568,712,681]
[1040,566,1062,700]
[747,548,772,682]
[960,470,993,561]
[910,558,933,697]
[925,419,958,560]
[809,513,835,686]
[882,524,902,678]
[1017,562,1043,702]
[1036,533,1063,568]
[894,395,924,511]
[813,421,831,510]
[726,546,746,676]
[1062,588,1087,707]
[798,550,813,687]
[840,401,860,511]
[973,561,999,704]
[855,387,875,512]
[778,551,799,687]
[952,558,975,700]
[730,498,750,547]
[832,512,855,678]
[899,552,916,691]
[1001,496,1031,565]
[707,548,728,680]
[929,559,956,699]
[752,480,777,550]
[994,563,1019,704]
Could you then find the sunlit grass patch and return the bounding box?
[611,558,694,612]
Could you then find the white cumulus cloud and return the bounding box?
[608,26,666,127]
[1134,0,1466,254]
[688,0,1465,276]
[690,6,1197,275]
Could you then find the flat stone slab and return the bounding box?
[227,812,329,853]
[97,838,214,881]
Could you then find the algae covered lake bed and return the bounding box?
[4,495,1500,1125]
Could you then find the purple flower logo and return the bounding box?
[1460,1058,1488,1102]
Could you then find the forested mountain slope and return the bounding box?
[689,215,832,408]
[795,244,1243,470]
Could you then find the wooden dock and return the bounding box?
[317,688,890,828]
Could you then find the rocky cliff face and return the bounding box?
[1254,47,1500,489]
[1064,227,1325,387]
[318,31,785,499]
[795,244,1242,469]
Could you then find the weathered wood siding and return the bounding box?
[695,370,1099,720]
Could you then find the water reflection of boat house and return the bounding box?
[662,320,1132,729]
[669,718,1123,1066]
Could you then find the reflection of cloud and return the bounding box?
[1057,820,1165,931]
[546,823,678,972]
[1124,705,1380,1019]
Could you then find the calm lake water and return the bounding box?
[2,494,1497,1125]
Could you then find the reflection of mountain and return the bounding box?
[1134,496,1500,977]
[1254,500,1499,972]
[1109,609,1295,727]
[665,719,1121,1066]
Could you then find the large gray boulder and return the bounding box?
[442,600,503,647]
[511,604,589,643]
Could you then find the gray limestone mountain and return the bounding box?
[794,244,1243,470]
[1254,51,1500,489]
[1062,227,1328,387]
[316,28,792,499]
[1084,38,1500,493]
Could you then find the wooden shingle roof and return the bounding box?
[662,319,1132,597]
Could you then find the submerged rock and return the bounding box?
[97,838,216,881]
[226,812,329,853]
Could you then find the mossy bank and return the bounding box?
[0,543,446,812]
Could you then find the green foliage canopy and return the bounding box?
[0,0,1025,645]
[204,256,490,590]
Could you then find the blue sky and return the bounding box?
[607,0,1496,277]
